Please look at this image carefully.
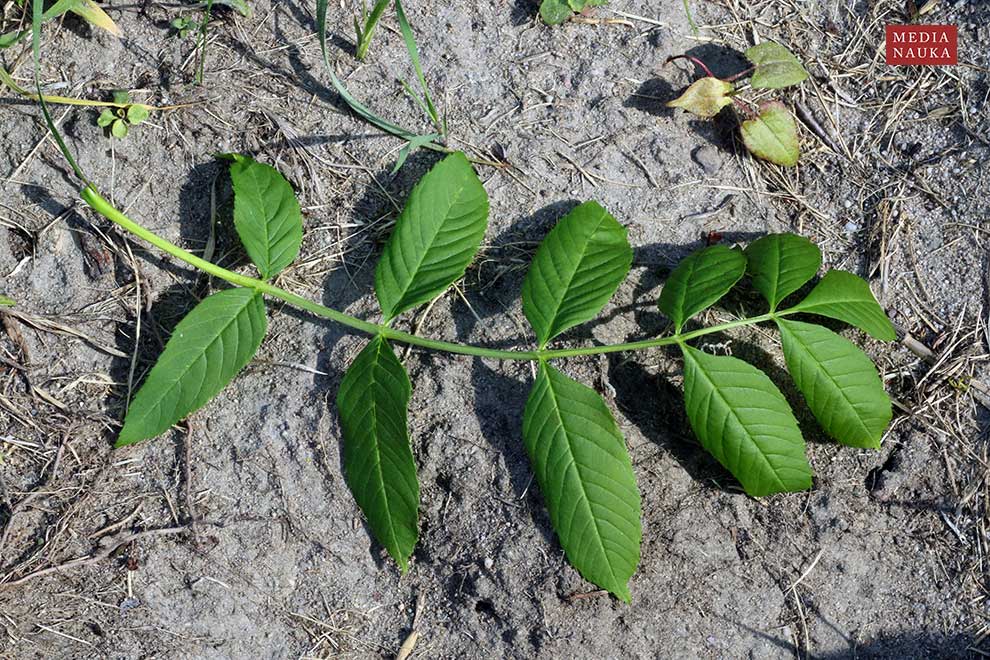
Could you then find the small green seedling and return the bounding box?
[540,0,607,25]
[170,16,198,39]
[354,0,391,60]
[97,90,149,139]
[666,41,809,166]
[79,152,895,601]
[0,295,14,307]
[317,0,462,173]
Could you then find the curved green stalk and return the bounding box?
[81,185,791,362]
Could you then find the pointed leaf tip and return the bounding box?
[522,201,632,348]
[117,288,267,446]
[791,270,895,341]
[337,336,419,571]
[229,155,304,280]
[680,345,813,496]
[659,244,746,332]
[523,363,641,600]
[744,233,822,309]
[375,152,489,322]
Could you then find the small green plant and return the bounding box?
[0,295,14,307]
[666,41,809,166]
[353,0,391,60]
[539,0,607,25]
[316,0,466,173]
[96,90,149,139]
[76,152,894,601]
[170,16,198,39]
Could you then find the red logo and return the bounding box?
[885,25,958,65]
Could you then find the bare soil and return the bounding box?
[1,0,988,657]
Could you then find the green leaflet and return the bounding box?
[375,152,488,322]
[522,201,632,348]
[777,319,891,449]
[540,0,606,24]
[658,244,746,332]
[118,288,267,446]
[745,233,822,310]
[337,335,419,571]
[791,270,896,341]
[745,42,809,90]
[740,101,800,167]
[680,345,812,496]
[540,0,573,23]
[227,154,303,280]
[522,362,641,601]
[0,294,14,306]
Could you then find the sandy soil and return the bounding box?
[1,0,988,657]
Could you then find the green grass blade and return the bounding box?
[658,244,746,333]
[681,345,813,496]
[744,233,821,310]
[226,154,303,280]
[316,0,443,167]
[374,152,488,322]
[777,319,891,449]
[394,0,440,134]
[789,270,896,341]
[336,335,419,571]
[195,0,213,85]
[355,0,391,60]
[31,0,87,182]
[522,362,642,601]
[118,288,268,446]
[522,201,632,349]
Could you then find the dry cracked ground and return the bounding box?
[0,0,988,657]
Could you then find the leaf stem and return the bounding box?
[80,185,789,362]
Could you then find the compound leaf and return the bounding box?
[666,77,734,118]
[118,288,267,447]
[740,101,800,167]
[681,345,812,496]
[375,152,488,322]
[790,270,896,341]
[744,233,822,310]
[777,319,891,449]
[522,201,632,348]
[228,154,303,280]
[745,42,809,90]
[523,362,641,601]
[337,336,419,571]
[658,244,746,332]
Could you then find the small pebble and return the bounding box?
[691,145,721,175]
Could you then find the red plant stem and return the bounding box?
[665,54,716,78]
[723,65,756,82]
